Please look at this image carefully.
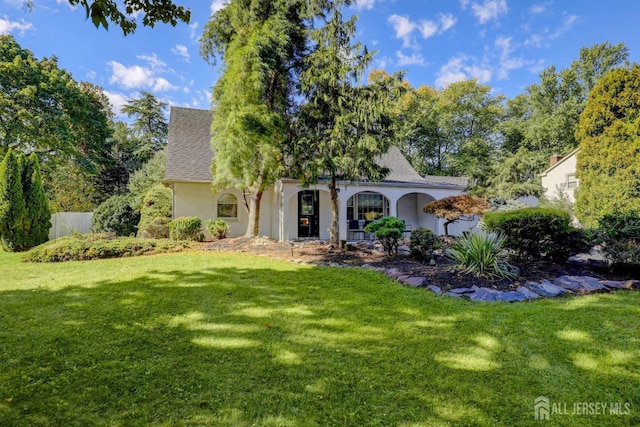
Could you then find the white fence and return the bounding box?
[49,212,93,240]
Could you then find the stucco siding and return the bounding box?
[541,153,578,202]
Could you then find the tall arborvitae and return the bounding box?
[23,153,51,248]
[0,150,27,251]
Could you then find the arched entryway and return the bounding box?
[397,192,438,235]
[346,191,390,239]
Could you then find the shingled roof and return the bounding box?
[165,107,214,183]
[164,106,466,188]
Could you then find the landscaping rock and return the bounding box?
[449,285,479,295]
[601,280,636,290]
[516,286,541,300]
[403,276,427,288]
[497,291,527,302]
[553,275,607,294]
[444,291,464,298]
[386,268,403,279]
[469,287,500,302]
[397,275,411,283]
[428,285,443,295]
[525,281,566,298]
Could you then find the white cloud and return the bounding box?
[388,14,416,48]
[0,16,33,35]
[529,3,547,14]
[524,33,543,48]
[550,14,578,38]
[171,44,191,62]
[354,0,376,10]
[459,0,470,10]
[419,20,438,39]
[435,55,492,87]
[396,51,425,67]
[152,77,176,92]
[136,53,167,71]
[470,0,508,24]
[211,0,228,14]
[189,22,199,39]
[104,90,128,116]
[494,36,523,79]
[108,61,153,89]
[438,13,457,32]
[85,70,97,80]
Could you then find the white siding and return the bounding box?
[541,152,578,203]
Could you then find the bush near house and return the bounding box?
[409,228,441,260]
[364,216,405,256]
[207,218,230,240]
[596,211,640,268]
[22,233,189,262]
[483,207,588,261]
[169,216,203,241]
[92,195,140,237]
[137,184,172,239]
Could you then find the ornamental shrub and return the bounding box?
[364,216,405,256]
[409,228,440,260]
[207,218,230,239]
[483,207,588,261]
[92,195,140,237]
[137,184,172,239]
[169,216,203,241]
[448,231,516,280]
[0,150,27,251]
[597,211,640,267]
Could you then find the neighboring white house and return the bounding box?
[540,148,580,203]
[164,106,471,241]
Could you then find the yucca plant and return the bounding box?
[448,231,516,280]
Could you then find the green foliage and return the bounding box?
[364,216,405,256]
[296,3,402,244]
[91,195,140,237]
[423,195,488,236]
[0,149,27,251]
[128,151,167,211]
[409,228,441,261]
[575,66,640,227]
[22,233,188,262]
[60,0,190,35]
[137,185,172,239]
[448,231,516,280]
[0,36,112,173]
[169,217,203,241]
[484,207,588,261]
[21,153,51,249]
[201,0,307,236]
[596,211,640,267]
[122,92,169,165]
[206,218,230,240]
[483,148,545,198]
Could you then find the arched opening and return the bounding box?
[397,192,438,235]
[346,191,390,239]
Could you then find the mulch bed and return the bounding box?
[202,236,638,292]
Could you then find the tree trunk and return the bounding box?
[328,174,339,245]
[443,219,452,237]
[245,190,263,237]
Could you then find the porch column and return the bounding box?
[387,195,399,218]
[338,193,348,242]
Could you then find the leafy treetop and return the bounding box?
[423,195,489,236]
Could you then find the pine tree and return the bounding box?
[0,150,27,251]
[23,153,51,248]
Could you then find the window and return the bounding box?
[347,192,389,221]
[566,173,578,190]
[217,193,238,219]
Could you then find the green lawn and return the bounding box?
[0,251,639,426]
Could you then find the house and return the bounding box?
[164,106,469,241]
[540,148,580,203]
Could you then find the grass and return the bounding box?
[0,250,639,426]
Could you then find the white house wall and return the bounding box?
[541,155,578,202]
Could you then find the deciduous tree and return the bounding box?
[423,195,488,237]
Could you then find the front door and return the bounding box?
[298,190,319,238]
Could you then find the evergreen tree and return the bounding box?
[297,0,402,244]
[575,66,640,227]
[22,153,51,248]
[0,149,27,251]
[121,92,169,165]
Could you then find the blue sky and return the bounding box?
[2,0,640,118]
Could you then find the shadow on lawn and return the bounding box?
[1,261,639,426]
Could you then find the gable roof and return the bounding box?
[164,106,466,188]
[539,147,580,177]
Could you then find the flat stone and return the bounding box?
[329,263,340,268]
[601,280,634,290]
[525,281,566,298]
[449,285,479,294]
[386,269,403,279]
[444,291,464,298]
[361,264,373,269]
[553,275,607,294]
[497,291,527,302]
[397,275,411,283]
[516,286,541,300]
[428,285,443,295]
[403,276,427,287]
[469,288,499,302]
